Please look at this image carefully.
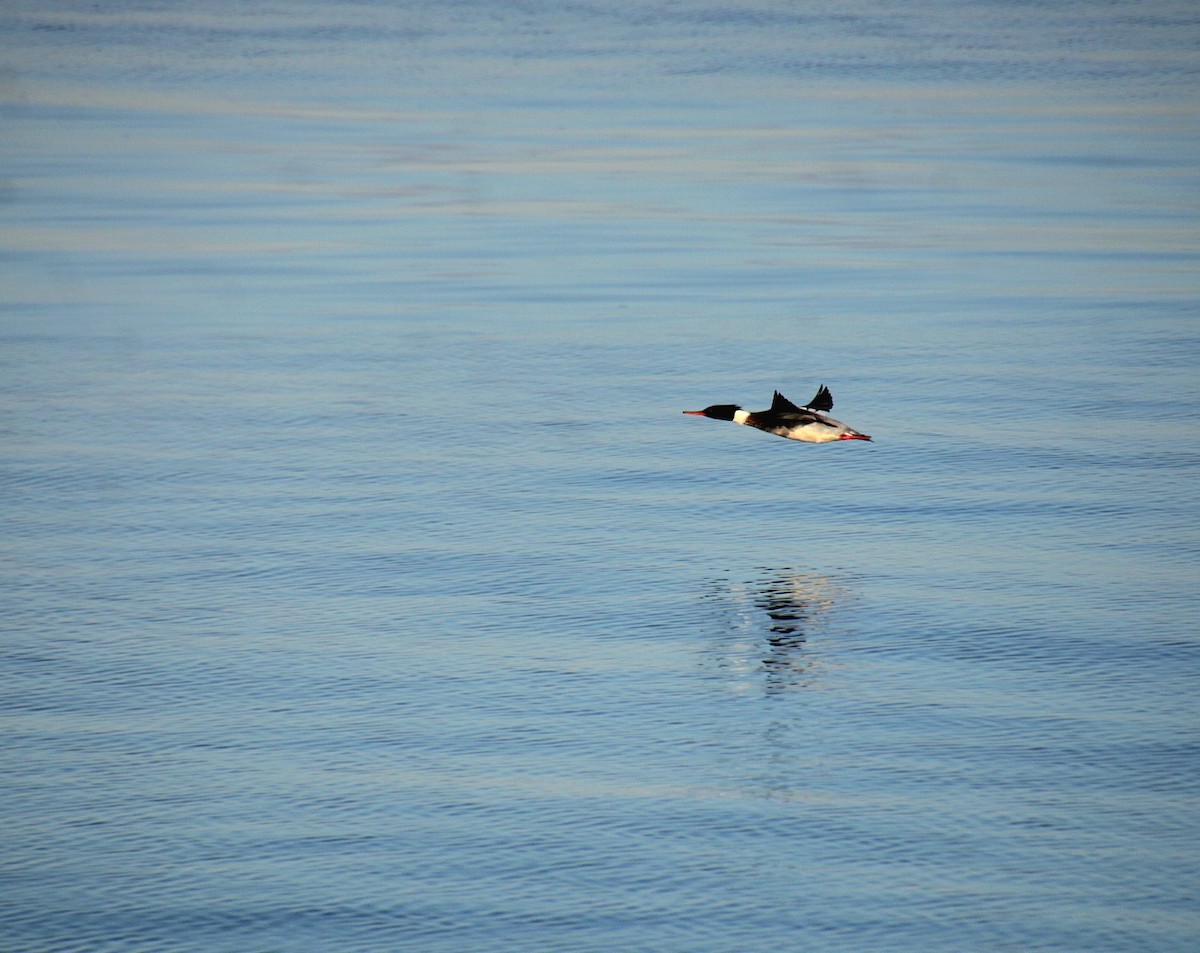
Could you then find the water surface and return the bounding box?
[3,3,1199,952]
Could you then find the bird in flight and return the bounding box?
[683,385,871,443]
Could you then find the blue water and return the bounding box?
[3,2,1199,951]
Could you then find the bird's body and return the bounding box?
[683,386,871,444]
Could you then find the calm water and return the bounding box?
[3,2,1200,951]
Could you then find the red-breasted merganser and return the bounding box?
[683,386,872,443]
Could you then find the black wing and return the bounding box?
[770,390,806,415]
[803,385,833,413]
[748,390,829,435]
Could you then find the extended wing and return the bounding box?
[770,390,806,415]
[804,385,833,413]
[771,386,832,415]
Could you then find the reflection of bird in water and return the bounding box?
[756,576,828,638]
[705,571,844,693]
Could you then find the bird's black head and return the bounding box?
[683,404,741,421]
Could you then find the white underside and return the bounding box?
[785,424,842,443]
[732,407,864,443]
